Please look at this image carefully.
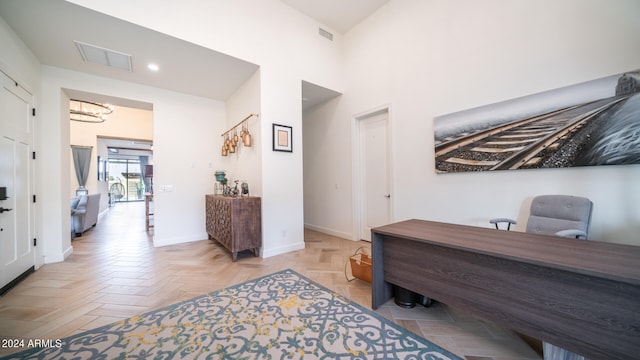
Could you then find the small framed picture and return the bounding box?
[272,124,292,152]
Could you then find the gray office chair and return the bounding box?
[492,194,593,360]
[491,195,592,239]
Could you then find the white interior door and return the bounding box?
[358,110,391,241]
[0,70,35,292]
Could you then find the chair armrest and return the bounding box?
[490,218,517,230]
[555,229,587,239]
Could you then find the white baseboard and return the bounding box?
[44,245,73,264]
[262,241,305,259]
[304,223,354,241]
[153,232,209,247]
[63,245,73,259]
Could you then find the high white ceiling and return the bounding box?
[0,0,387,109]
[282,0,389,34]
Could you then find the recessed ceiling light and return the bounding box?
[147,63,159,71]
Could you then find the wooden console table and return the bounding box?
[205,195,261,261]
[371,219,640,360]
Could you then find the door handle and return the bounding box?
[0,207,12,213]
[384,194,391,198]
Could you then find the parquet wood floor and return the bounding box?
[0,202,540,359]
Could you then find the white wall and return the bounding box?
[259,67,306,256]
[303,96,352,239]
[223,69,262,197]
[0,17,40,90]
[151,94,224,247]
[304,0,640,245]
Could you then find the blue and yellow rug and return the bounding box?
[1,269,461,359]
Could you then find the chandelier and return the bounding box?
[70,99,113,123]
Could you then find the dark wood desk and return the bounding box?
[371,219,640,360]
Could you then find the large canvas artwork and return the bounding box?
[434,69,640,173]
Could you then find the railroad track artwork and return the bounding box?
[434,96,631,173]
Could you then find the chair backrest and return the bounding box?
[525,195,593,238]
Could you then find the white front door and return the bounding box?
[0,70,35,292]
[358,109,391,241]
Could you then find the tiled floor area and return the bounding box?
[0,202,541,359]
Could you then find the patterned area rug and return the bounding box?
[1,269,461,359]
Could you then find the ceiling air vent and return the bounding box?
[318,27,333,41]
[74,40,132,72]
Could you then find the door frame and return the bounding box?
[351,104,394,242]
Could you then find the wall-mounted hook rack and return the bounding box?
[221,113,258,156]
